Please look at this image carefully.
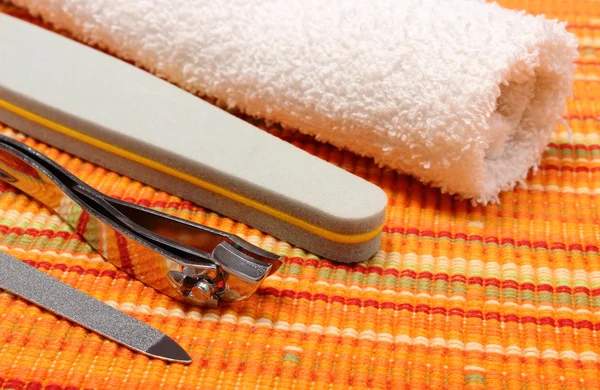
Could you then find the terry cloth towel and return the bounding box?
[11,0,578,203]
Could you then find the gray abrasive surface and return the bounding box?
[0,14,387,262]
[0,107,382,262]
[0,251,191,363]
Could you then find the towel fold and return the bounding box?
[11,0,578,202]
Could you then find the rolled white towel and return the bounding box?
[11,0,578,202]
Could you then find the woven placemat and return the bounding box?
[0,1,598,389]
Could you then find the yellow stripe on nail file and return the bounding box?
[0,98,384,245]
[0,14,387,262]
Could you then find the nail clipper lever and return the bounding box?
[0,135,283,306]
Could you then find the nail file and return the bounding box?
[0,14,388,263]
[0,251,192,363]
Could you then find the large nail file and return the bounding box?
[0,14,387,263]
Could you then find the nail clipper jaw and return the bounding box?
[209,241,273,302]
[163,239,282,306]
[78,187,284,306]
[101,196,284,303]
[228,235,283,275]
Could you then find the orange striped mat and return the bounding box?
[0,1,598,389]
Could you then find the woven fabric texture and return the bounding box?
[0,1,598,389]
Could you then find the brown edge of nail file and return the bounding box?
[0,14,388,263]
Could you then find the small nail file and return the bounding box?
[0,14,387,263]
[0,251,192,363]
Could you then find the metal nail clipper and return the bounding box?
[0,134,283,306]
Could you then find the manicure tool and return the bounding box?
[0,13,388,263]
[0,251,192,363]
[0,135,283,307]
